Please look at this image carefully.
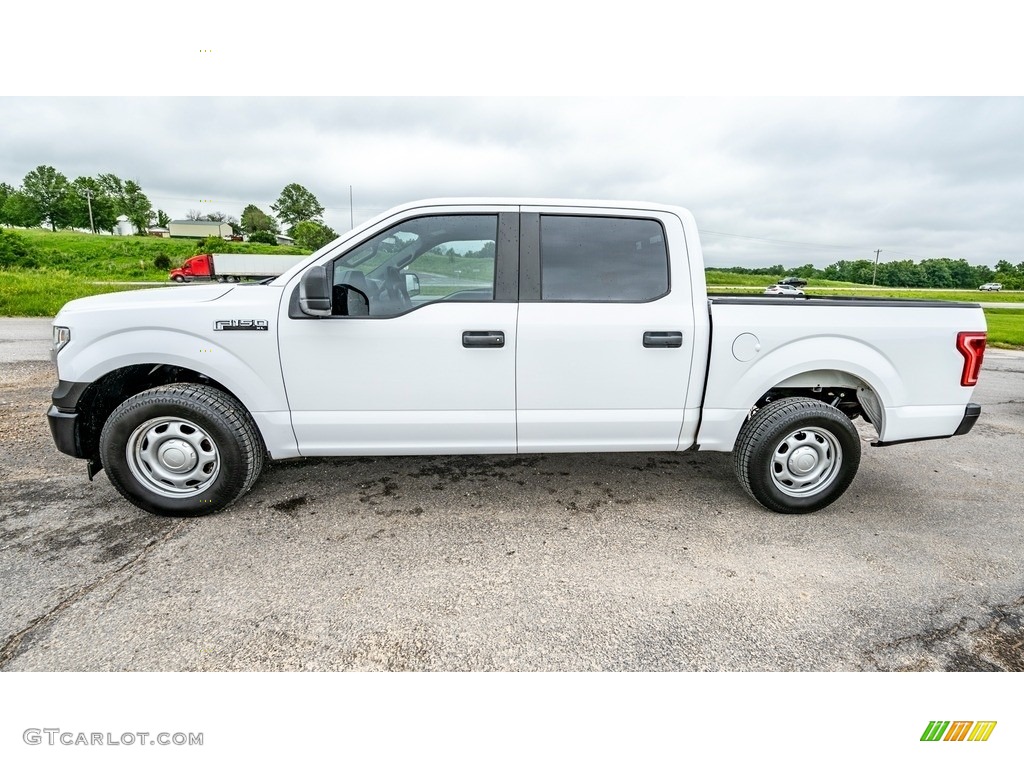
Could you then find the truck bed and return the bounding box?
[697,294,986,449]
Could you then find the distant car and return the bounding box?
[764,284,805,296]
[778,276,808,287]
[979,283,1002,292]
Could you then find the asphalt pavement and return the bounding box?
[1,318,1022,670]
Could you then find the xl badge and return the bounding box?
[214,320,269,331]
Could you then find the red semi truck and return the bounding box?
[169,253,307,283]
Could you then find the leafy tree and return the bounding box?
[205,211,227,222]
[791,263,817,278]
[66,176,118,233]
[920,260,954,288]
[0,182,12,214]
[240,204,277,235]
[248,230,278,246]
[0,191,41,227]
[120,180,152,234]
[22,165,71,230]
[154,209,172,228]
[292,220,338,250]
[94,173,152,234]
[271,183,325,228]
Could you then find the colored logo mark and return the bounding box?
[921,721,997,742]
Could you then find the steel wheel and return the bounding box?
[100,384,264,516]
[733,397,861,514]
[769,426,842,497]
[126,417,220,497]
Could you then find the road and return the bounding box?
[0,319,1022,670]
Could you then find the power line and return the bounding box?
[699,229,934,262]
[151,194,378,217]
[698,229,865,251]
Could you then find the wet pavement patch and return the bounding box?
[271,495,308,513]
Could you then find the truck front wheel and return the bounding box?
[733,397,861,514]
[99,384,265,516]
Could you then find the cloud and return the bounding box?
[2,96,1022,267]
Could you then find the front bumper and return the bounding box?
[47,379,92,458]
[47,405,83,457]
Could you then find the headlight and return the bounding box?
[52,326,71,355]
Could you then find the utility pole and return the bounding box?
[349,185,354,230]
[83,189,95,233]
[872,249,882,285]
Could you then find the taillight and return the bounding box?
[956,331,986,387]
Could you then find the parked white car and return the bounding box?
[48,198,987,517]
[764,283,805,296]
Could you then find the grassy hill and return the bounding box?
[8,228,310,280]
[1,228,313,315]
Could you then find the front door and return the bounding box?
[278,208,519,455]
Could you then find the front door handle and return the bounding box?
[643,331,683,348]
[463,331,505,348]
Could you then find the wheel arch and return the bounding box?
[71,363,245,464]
[698,336,902,452]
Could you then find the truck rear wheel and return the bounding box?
[99,384,264,517]
[733,397,861,514]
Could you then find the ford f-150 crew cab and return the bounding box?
[47,199,987,517]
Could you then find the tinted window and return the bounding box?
[540,216,669,301]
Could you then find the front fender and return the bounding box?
[59,327,287,414]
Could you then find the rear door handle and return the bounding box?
[643,331,683,348]
[463,331,505,348]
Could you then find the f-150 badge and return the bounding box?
[214,320,269,331]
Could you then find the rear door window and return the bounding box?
[540,215,669,301]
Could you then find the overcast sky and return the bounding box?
[3,5,1022,269]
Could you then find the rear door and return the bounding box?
[515,207,695,451]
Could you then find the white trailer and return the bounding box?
[209,253,307,280]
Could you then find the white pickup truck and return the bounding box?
[47,199,987,517]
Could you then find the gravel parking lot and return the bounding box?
[1,318,1022,671]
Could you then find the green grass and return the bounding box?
[0,269,166,317]
[810,287,1024,303]
[983,309,1024,349]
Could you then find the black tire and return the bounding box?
[99,384,265,517]
[733,397,861,514]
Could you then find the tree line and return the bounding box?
[717,257,1024,290]
[0,166,155,235]
[0,165,340,252]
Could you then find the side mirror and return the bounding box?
[299,266,331,317]
[405,272,421,297]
